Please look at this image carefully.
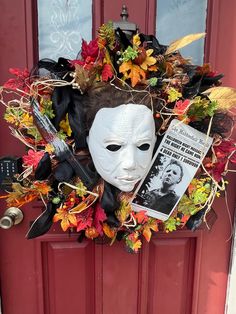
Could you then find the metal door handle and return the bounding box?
[0,207,23,229]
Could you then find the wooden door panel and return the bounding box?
[102,243,140,314]
[30,233,200,314]
[36,237,95,314]
[148,235,198,314]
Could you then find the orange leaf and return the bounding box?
[148,218,158,232]
[53,207,77,231]
[119,60,132,73]
[143,226,152,242]
[119,60,146,87]
[103,223,116,238]
[128,64,146,87]
[134,210,148,224]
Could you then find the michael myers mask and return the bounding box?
[87,104,156,192]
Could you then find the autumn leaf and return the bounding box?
[119,60,146,87]
[134,210,148,224]
[76,207,93,232]
[80,38,99,60]
[101,63,113,81]
[85,227,99,239]
[132,240,142,252]
[140,49,157,71]
[202,87,236,110]
[164,216,181,232]
[126,232,142,252]
[142,218,158,242]
[143,226,152,242]
[103,223,116,238]
[75,181,87,197]
[3,67,30,94]
[53,207,77,232]
[133,34,141,47]
[116,200,132,223]
[45,144,54,154]
[23,149,44,169]
[165,33,205,55]
[33,181,52,195]
[59,114,72,137]
[93,203,107,235]
[167,87,182,102]
[20,113,34,127]
[173,99,191,115]
[147,218,158,232]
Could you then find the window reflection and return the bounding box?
[156,0,207,64]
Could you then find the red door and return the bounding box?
[0,1,236,313]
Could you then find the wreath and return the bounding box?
[1,22,236,253]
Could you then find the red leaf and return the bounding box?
[214,140,236,159]
[22,150,44,169]
[93,203,107,235]
[173,99,190,115]
[4,68,30,93]
[101,64,114,82]
[76,207,93,232]
[81,39,99,59]
[212,161,226,182]
[134,210,148,224]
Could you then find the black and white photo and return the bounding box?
[131,119,213,221]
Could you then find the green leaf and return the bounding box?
[122,46,138,62]
[187,96,217,120]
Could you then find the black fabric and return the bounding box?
[37,57,73,79]
[183,76,202,99]
[139,34,167,55]
[35,152,52,180]
[26,202,59,239]
[52,86,87,149]
[101,182,121,227]
[186,208,206,231]
[115,28,132,50]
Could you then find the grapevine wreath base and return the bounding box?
[1,23,236,252]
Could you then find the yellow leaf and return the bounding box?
[140,56,157,71]
[165,33,206,55]
[21,113,33,127]
[133,34,141,47]
[132,240,142,252]
[202,87,236,110]
[59,113,72,136]
[116,200,132,223]
[45,144,54,153]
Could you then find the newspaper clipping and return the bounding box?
[131,119,213,221]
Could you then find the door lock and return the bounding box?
[0,207,23,229]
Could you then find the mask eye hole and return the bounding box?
[137,143,150,151]
[106,144,122,151]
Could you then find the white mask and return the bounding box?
[87,104,156,192]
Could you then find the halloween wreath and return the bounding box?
[1,22,236,252]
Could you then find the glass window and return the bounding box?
[156,0,207,65]
[37,0,92,60]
